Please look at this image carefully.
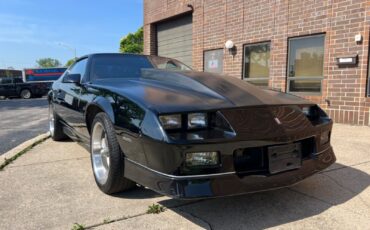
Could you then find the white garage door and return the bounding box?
[157,15,192,67]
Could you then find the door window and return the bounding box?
[69,58,88,77]
[14,78,23,83]
[0,78,12,84]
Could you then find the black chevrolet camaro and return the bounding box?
[48,53,336,198]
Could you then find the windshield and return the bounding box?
[91,55,153,80]
[149,56,192,71]
[90,54,192,81]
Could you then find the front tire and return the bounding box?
[49,103,67,141]
[91,112,135,194]
[20,89,32,99]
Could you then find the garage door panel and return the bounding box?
[158,37,192,46]
[157,15,192,67]
[159,50,192,57]
[157,41,192,53]
[157,29,192,40]
[157,26,192,37]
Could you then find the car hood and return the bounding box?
[92,69,312,114]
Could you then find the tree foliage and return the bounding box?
[119,27,143,54]
[36,58,61,68]
[65,58,76,67]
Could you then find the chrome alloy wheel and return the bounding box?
[49,105,55,136]
[91,122,110,185]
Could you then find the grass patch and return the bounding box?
[147,204,166,214]
[103,218,112,224]
[71,223,85,230]
[0,136,49,171]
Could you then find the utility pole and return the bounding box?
[58,42,77,60]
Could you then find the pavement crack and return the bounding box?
[87,212,148,229]
[321,173,370,210]
[287,187,368,217]
[287,187,333,206]
[319,160,370,174]
[7,156,89,168]
[86,199,208,229]
[321,173,357,194]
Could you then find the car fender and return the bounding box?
[85,96,116,125]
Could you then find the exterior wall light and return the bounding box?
[336,54,358,66]
[225,40,236,56]
[355,34,362,44]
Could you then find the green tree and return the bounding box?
[65,58,77,67]
[36,58,61,68]
[119,27,143,54]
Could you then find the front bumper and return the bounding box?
[124,146,335,199]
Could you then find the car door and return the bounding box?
[0,78,16,97]
[54,58,88,138]
[0,78,6,96]
[12,78,23,96]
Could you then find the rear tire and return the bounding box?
[90,112,135,194]
[20,89,32,99]
[49,103,67,141]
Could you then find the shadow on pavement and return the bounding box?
[155,163,369,229]
[113,186,164,199]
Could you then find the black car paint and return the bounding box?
[49,53,336,198]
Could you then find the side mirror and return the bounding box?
[63,74,81,85]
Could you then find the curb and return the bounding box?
[0,132,50,169]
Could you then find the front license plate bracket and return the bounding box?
[268,143,302,174]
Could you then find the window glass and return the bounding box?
[91,55,153,80]
[288,34,324,93]
[14,78,23,83]
[69,58,88,76]
[243,43,270,86]
[0,78,12,84]
[149,56,191,71]
[204,49,224,73]
[0,70,22,78]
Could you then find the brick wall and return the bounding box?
[144,0,370,126]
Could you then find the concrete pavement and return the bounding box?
[0,98,49,155]
[0,124,369,229]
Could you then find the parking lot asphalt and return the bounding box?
[0,124,369,229]
[0,98,48,155]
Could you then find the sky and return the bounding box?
[0,0,143,69]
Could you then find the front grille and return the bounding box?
[233,137,316,175]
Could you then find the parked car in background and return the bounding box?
[0,77,49,99]
[0,67,67,99]
[48,53,336,199]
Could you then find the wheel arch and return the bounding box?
[19,87,31,93]
[85,97,115,134]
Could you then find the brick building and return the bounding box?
[143,0,370,126]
